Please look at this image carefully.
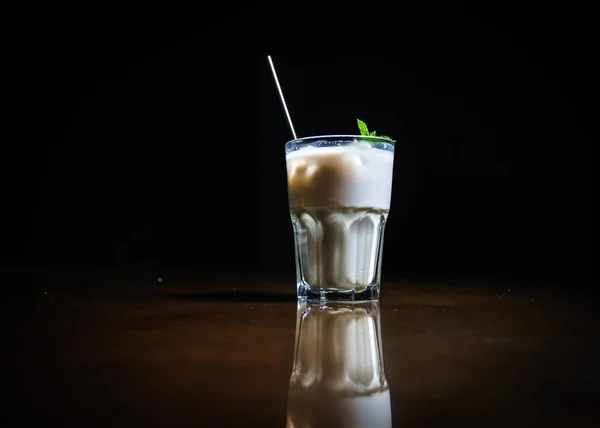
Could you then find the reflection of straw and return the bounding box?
[267,55,297,140]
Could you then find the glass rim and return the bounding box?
[285,134,396,147]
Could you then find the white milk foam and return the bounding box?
[286,144,394,210]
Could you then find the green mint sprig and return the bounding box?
[357,118,395,142]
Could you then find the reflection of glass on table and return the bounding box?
[286,301,392,428]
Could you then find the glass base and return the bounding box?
[297,282,380,302]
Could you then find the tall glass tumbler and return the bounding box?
[286,136,395,301]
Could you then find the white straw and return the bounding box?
[267,55,297,139]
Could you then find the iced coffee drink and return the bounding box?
[286,134,395,301]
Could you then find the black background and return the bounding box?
[3,5,594,287]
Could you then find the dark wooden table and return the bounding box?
[2,277,598,427]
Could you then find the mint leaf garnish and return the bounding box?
[356,118,396,142]
[357,118,369,136]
